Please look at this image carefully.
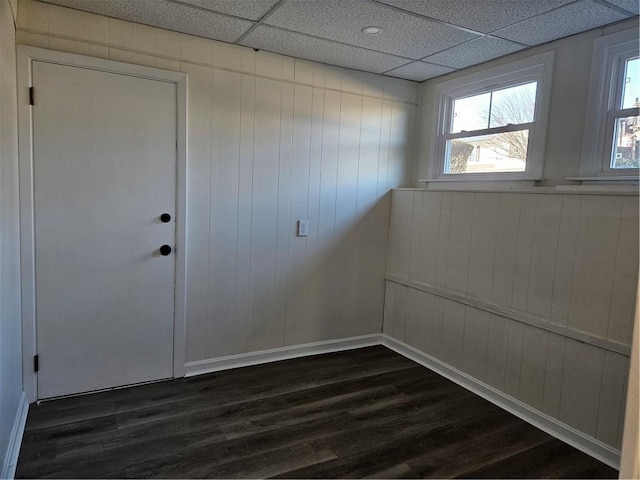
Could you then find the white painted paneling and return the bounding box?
[518,326,549,410]
[526,195,562,319]
[608,196,639,344]
[233,74,256,355]
[542,333,566,419]
[559,339,605,437]
[17,1,419,374]
[597,351,629,448]
[414,192,441,286]
[208,69,241,359]
[183,63,211,362]
[467,193,499,300]
[384,189,636,449]
[445,193,474,293]
[484,313,510,391]
[549,195,581,327]
[0,0,24,473]
[568,196,622,338]
[511,194,536,312]
[490,193,521,307]
[248,77,281,352]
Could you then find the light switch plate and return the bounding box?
[297,219,309,237]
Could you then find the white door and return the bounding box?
[32,61,177,399]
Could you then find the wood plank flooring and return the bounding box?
[16,346,617,479]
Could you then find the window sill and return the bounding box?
[566,176,639,182]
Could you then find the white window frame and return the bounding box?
[580,28,639,179]
[427,51,554,182]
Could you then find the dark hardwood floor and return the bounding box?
[16,346,617,479]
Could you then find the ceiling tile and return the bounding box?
[374,0,576,33]
[600,0,640,14]
[41,0,255,43]
[422,36,526,69]
[172,0,281,21]
[263,0,478,60]
[492,0,628,46]
[384,61,455,81]
[239,25,409,74]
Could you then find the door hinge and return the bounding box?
[34,354,39,373]
[29,87,35,106]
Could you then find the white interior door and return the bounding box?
[32,61,177,399]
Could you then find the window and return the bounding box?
[580,28,639,179]
[428,52,554,181]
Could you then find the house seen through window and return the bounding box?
[447,81,536,174]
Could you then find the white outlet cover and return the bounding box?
[297,219,309,237]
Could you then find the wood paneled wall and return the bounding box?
[17,1,418,362]
[385,189,638,449]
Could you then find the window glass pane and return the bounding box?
[622,57,640,109]
[445,130,528,174]
[610,115,639,169]
[489,82,537,128]
[451,92,490,133]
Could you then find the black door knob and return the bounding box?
[160,245,172,256]
[160,213,171,223]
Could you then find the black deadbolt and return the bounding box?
[160,245,172,256]
[160,213,171,223]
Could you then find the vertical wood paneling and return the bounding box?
[568,196,622,338]
[504,321,525,398]
[511,194,536,311]
[435,192,452,288]
[414,192,442,286]
[526,195,562,319]
[541,333,566,419]
[387,190,414,278]
[408,191,424,282]
[376,100,392,199]
[467,193,499,300]
[392,283,408,342]
[596,351,629,447]
[441,299,466,369]
[350,96,385,336]
[462,307,490,381]
[445,193,474,294]
[302,87,325,341]
[316,89,341,338]
[559,339,605,436]
[208,69,241,359]
[549,195,581,326]
[284,84,313,345]
[233,74,255,354]
[247,77,281,352]
[484,314,510,391]
[386,102,409,188]
[429,296,446,357]
[181,63,211,362]
[607,196,639,343]
[383,281,396,335]
[274,81,294,346]
[383,189,636,450]
[518,326,549,410]
[491,193,521,307]
[405,288,428,352]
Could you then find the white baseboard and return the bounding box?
[1,392,29,480]
[381,335,621,470]
[184,334,383,377]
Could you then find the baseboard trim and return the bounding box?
[381,335,621,470]
[184,334,383,377]
[1,392,29,480]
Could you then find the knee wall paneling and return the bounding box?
[385,189,639,450]
[16,1,419,363]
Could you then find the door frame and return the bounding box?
[17,46,188,403]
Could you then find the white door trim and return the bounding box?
[17,46,188,403]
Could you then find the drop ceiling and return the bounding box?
[39,0,639,82]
